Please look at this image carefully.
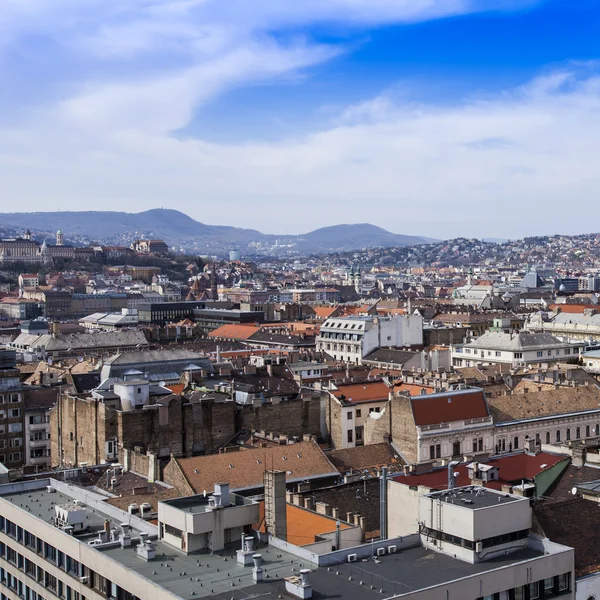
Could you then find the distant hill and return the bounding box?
[298,223,432,252]
[0,209,434,254]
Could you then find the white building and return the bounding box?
[316,314,423,364]
[451,331,584,367]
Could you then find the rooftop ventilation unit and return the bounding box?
[376,547,386,557]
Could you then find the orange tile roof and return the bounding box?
[333,381,390,404]
[549,304,598,314]
[393,383,435,396]
[312,307,338,319]
[255,502,351,546]
[208,324,261,340]
[166,384,185,395]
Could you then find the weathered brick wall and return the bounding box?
[163,458,194,495]
[389,395,418,464]
[119,397,184,458]
[121,447,150,476]
[50,394,117,468]
[364,406,390,446]
[300,479,381,536]
[184,400,236,454]
[325,395,344,448]
[238,397,321,438]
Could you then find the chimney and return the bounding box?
[252,554,263,582]
[264,470,287,541]
[214,482,230,507]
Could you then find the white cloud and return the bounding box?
[3,0,592,240]
[2,67,600,239]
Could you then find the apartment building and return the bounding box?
[326,380,392,449]
[23,388,55,473]
[0,351,24,469]
[316,314,423,364]
[452,331,583,368]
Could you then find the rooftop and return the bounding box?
[205,545,549,600]
[488,385,600,423]
[409,388,489,427]
[393,451,567,491]
[327,443,404,473]
[424,485,521,509]
[333,380,390,404]
[464,331,577,352]
[172,440,338,493]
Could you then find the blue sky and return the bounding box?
[1,0,599,239]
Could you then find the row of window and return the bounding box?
[346,407,380,420]
[0,544,83,600]
[435,423,600,459]
[0,438,22,449]
[0,453,21,464]
[0,395,21,404]
[421,525,529,549]
[499,423,600,450]
[0,518,139,600]
[478,574,571,599]
[325,343,359,352]
[0,409,21,419]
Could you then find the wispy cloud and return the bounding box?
[2,0,586,240]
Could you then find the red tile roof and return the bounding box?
[549,304,598,314]
[393,451,567,490]
[208,324,261,340]
[312,306,339,319]
[409,389,489,426]
[333,381,390,404]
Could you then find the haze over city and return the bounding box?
[1,0,600,238]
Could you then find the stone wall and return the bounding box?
[238,396,321,438]
[50,394,118,468]
[389,394,418,464]
[51,393,237,469]
[325,395,344,448]
[163,457,195,496]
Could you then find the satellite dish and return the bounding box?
[571,487,578,496]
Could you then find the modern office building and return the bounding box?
[0,473,575,600]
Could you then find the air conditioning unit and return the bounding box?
[46,486,55,493]
[80,576,89,584]
[347,554,358,563]
[376,547,386,557]
[475,542,483,553]
[387,545,397,554]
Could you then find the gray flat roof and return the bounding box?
[0,482,549,600]
[0,484,303,600]
[425,486,521,509]
[206,545,546,600]
[3,488,150,539]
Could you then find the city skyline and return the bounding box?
[1,0,599,239]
